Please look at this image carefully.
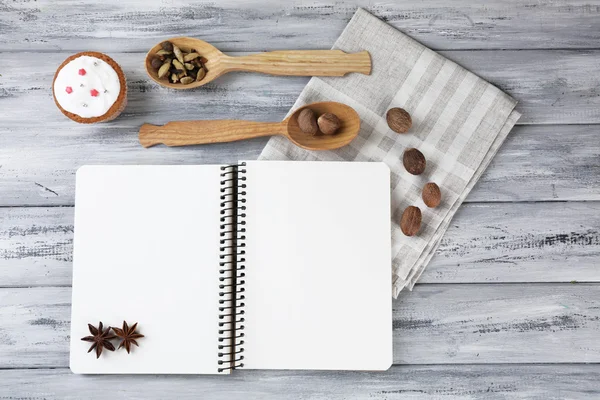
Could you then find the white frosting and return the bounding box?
[54,55,121,118]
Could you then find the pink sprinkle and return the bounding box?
[65,86,73,94]
[90,89,99,97]
[78,68,86,76]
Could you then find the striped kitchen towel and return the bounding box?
[258,8,521,298]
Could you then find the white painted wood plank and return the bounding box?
[0,365,599,399]
[0,287,71,368]
[470,124,600,202]
[438,49,600,125]
[0,0,597,392]
[1,1,600,52]
[422,202,600,283]
[1,123,598,206]
[395,283,600,364]
[1,284,599,367]
[2,51,600,127]
[0,207,73,287]
[2,203,599,288]
[1,51,600,206]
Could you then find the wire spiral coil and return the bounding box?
[217,163,247,372]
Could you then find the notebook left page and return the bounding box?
[70,165,226,374]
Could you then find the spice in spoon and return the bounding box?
[151,41,208,85]
[297,108,342,135]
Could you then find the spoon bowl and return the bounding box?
[139,101,360,151]
[145,37,227,90]
[285,102,359,150]
[145,37,371,89]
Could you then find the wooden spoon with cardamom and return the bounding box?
[145,37,371,89]
[139,101,360,151]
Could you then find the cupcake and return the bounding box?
[53,52,127,123]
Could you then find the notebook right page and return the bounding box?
[242,161,392,371]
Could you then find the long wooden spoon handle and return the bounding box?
[139,120,285,148]
[223,50,371,76]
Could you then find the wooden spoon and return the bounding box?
[146,37,371,89]
[139,102,360,151]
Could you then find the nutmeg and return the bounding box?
[317,113,341,135]
[297,108,319,135]
[160,41,174,52]
[386,107,412,134]
[150,57,163,69]
[422,182,441,208]
[403,148,426,175]
[400,206,422,236]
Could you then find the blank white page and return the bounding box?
[242,161,392,370]
[70,165,225,374]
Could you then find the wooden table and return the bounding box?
[1,1,599,398]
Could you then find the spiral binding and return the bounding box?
[217,162,247,372]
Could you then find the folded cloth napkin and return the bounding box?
[259,8,521,298]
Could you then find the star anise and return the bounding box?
[81,321,117,358]
[112,321,144,354]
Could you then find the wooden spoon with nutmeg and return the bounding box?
[139,102,360,151]
[145,37,371,89]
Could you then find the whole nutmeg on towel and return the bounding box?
[400,206,422,236]
[403,148,426,175]
[297,108,341,135]
[422,182,441,208]
[386,107,412,134]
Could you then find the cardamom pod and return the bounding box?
[171,73,179,83]
[157,60,171,78]
[180,76,194,85]
[156,49,172,56]
[173,45,185,64]
[196,68,206,82]
[172,59,185,71]
[199,60,208,72]
[184,52,200,62]
[184,62,195,70]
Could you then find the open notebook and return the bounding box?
[70,161,392,374]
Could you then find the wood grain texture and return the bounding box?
[0,365,599,399]
[423,202,600,283]
[139,120,286,147]
[145,37,371,89]
[1,123,598,206]
[472,124,600,202]
[3,50,600,126]
[139,101,360,150]
[3,203,599,288]
[395,283,600,364]
[1,284,599,368]
[222,49,371,76]
[1,0,600,52]
[2,0,600,393]
[1,50,600,205]
[0,207,73,287]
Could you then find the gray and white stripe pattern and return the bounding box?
[258,8,521,298]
